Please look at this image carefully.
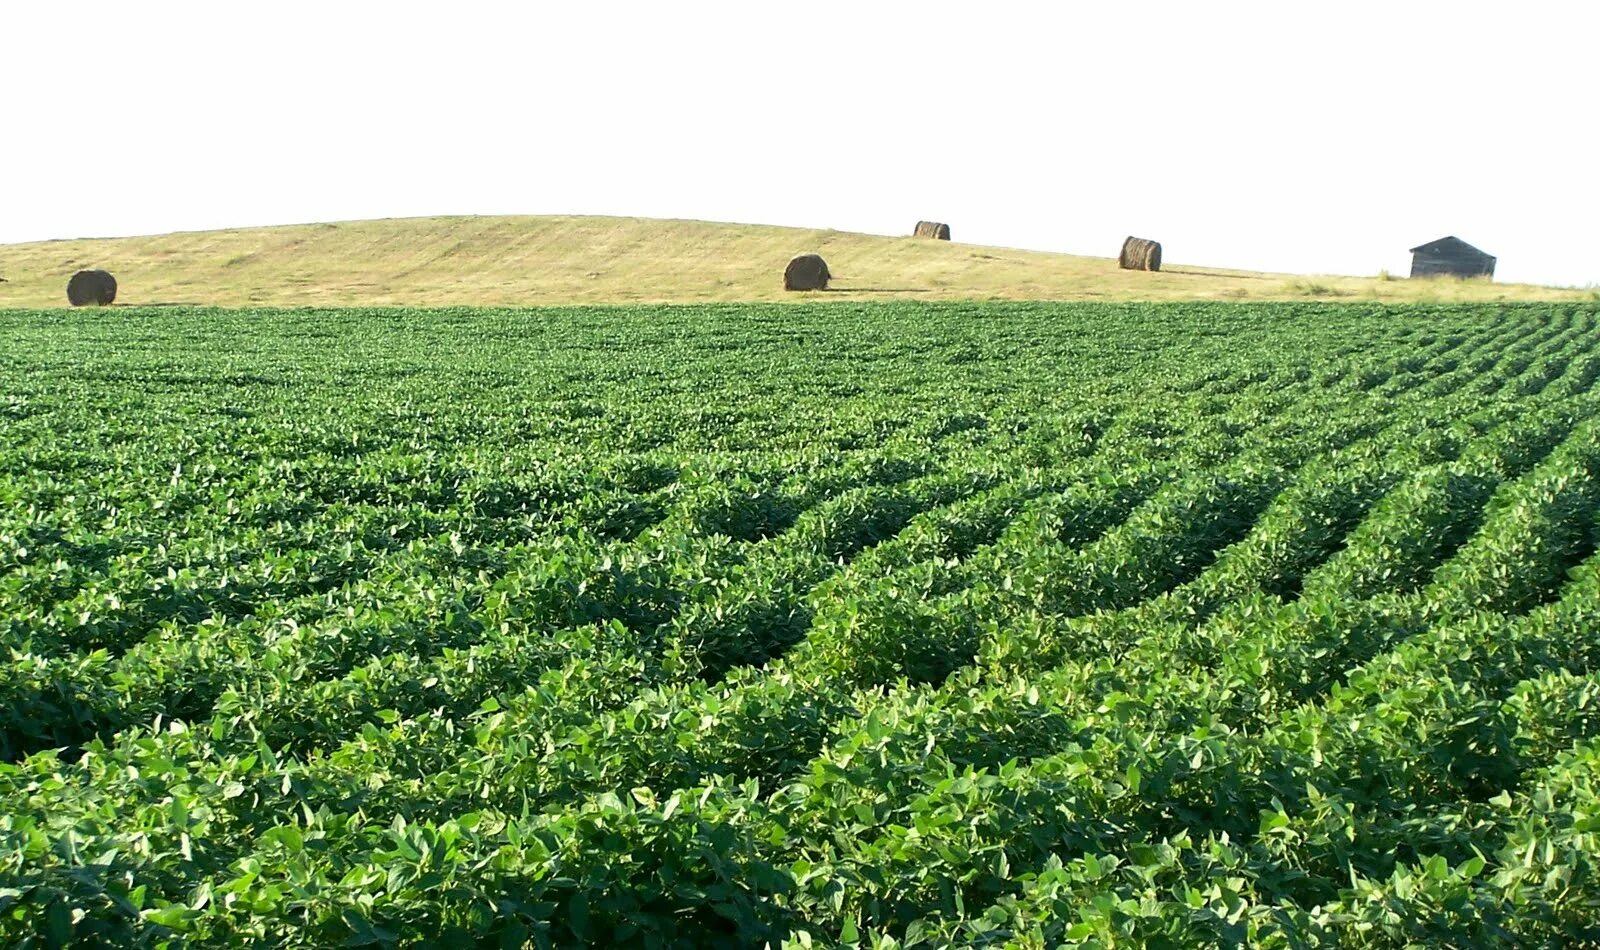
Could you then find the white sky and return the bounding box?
[4,1,1596,286]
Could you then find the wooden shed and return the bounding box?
[1409,236,1495,280]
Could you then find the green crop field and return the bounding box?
[2,301,1599,946]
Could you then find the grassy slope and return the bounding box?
[0,214,1586,308]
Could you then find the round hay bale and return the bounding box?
[784,254,831,291]
[1118,237,1162,272]
[66,270,118,306]
[913,221,951,240]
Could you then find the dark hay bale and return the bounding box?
[66,270,117,306]
[913,221,951,240]
[1118,237,1162,272]
[784,254,831,291]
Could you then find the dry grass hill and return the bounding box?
[0,215,1587,308]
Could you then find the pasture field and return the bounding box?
[1,216,1590,309]
[1,300,1599,946]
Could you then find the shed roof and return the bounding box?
[1409,236,1494,259]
